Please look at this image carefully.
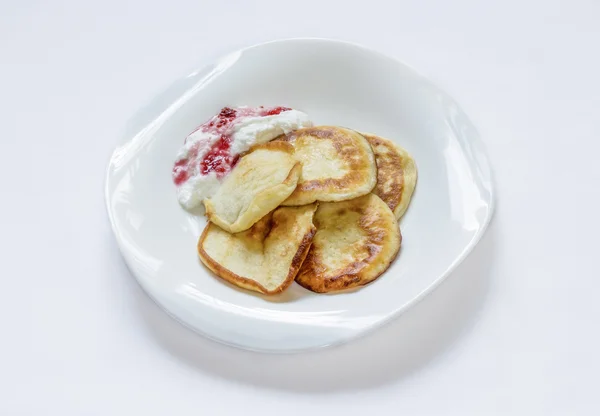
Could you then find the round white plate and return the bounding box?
[105,38,494,353]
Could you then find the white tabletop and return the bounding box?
[2,1,599,414]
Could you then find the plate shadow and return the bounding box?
[128,224,496,392]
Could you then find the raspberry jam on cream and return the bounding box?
[173,106,312,210]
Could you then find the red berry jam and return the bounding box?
[172,159,190,186]
[172,106,292,186]
[172,143,199,186]
[200,135,235,177]
[261,106,291,116]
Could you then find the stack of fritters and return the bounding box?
[198,126,417,294]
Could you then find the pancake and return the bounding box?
[295,193,401,293]
[198,204,318,295]
[204,141,301,233]
[278,126,377,206]
[363,133,417,219]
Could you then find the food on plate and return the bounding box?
[172,105,417,297]
[197,204,318,295]
[295,193,401,293]
[276,126,377,206]
[204,141,301,233]
[172,106,312,210]
[363,133,417,219]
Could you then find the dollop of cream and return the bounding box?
[174,108,312,210]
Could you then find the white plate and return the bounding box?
[105,38,495,353]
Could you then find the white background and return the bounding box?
[1,0,599,414]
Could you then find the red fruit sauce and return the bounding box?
[173,106,291,186]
